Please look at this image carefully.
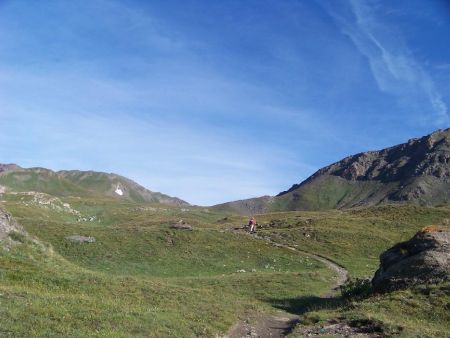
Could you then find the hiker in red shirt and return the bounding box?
[249,216,257,233]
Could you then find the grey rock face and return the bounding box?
[273,128,450,210]
[372,227,450,292]
[0,209,25,250]
[0,209,22,239]
[320,128,450,183]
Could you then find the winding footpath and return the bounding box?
[226,230,348,338]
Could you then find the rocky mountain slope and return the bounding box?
[0,165,188,206]
[214,128,450,214]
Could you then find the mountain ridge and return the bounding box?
[213,128,450,214]
[0,165,188,206]
[281,127,450,191]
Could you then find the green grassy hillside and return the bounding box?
[274,175,392,211]
[0,169,87,197]
[211,177,397,215]
[0,167,187,205]
[216,204,450,277]
[217,205,450,337]
[0,195,334,337]
[1,193,449,337]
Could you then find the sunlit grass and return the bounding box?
[1,196,449,337]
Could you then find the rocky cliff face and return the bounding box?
[372,225,450,292]
[276,129,450,210]
[214,128,450,214]
[309,129,450,183]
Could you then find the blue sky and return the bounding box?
[0,0,449,205]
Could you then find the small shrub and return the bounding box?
[340,278,372,299]
[399,248,409,256]
[8,231,26,243]
[416,285,431,296]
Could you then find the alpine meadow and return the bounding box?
[1,1,450,337]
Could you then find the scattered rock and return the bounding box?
[372,225,450,292]
[130,206,168,212]
[170,220,193,230]
[298,318,402,337]
[14,191,81,215]
[77,216,97,222]
[65,235,96,243]
[227,313,299,338]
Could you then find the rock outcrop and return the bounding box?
[0,208,25,250]
[0,163,21,175]
[0,210,18,239]
[284,128,450,188]
[372,225,450,292]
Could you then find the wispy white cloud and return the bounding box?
[325,0,448,125]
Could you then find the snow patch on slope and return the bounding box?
[115,185,124,196]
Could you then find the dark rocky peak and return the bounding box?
[278,128,449,197]
[334,129,450,182]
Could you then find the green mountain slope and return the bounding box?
[214,128,450,214]
[0,166,188,206]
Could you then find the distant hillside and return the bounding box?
[0,165,188,206]
[212,196,275,215]
[213,128,450,214]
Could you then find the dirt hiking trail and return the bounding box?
[226,229,348,338]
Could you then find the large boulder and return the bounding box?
[372,226,450,292]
